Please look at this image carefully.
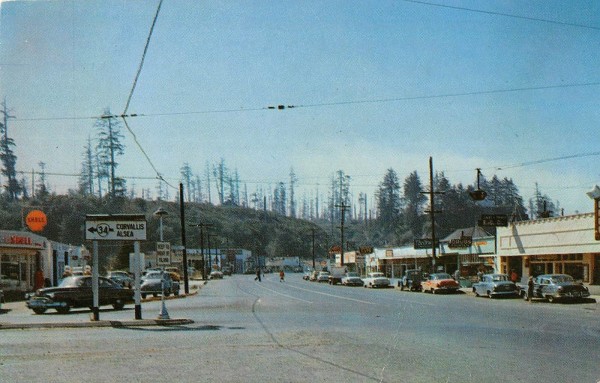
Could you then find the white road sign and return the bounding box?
[85,214,147,241]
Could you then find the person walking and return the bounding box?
[527,275,534,303]
[255,268,262,282]
[279,270,285,282]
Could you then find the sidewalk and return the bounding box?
[0,279,206,330]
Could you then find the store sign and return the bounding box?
[448,237,473,249]
[479,214,508,227]
[414,238,438,249]
[26,210,47,232]
[595,199,600,241]
[85,214,147,241]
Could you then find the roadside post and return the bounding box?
[85,214,147,321]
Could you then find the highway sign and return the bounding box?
[156,242,171,265]
[85,214,147,241]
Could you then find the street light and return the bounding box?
[153,207,170,320]
[469,168,487,201]
[153,207,168,241]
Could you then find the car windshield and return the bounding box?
[370,273,384,277]
[346,272,359,277]
[319,272,330,275]
[144,272,163,279]
[491,275,508,281]
[550,275,574,283]
[58,276,84,287]
[433,273,451,280]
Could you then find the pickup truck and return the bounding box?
[517,274,590,303]
[328,266,348,285]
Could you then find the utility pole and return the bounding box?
[311,228,316,269]
[421,157,444,271]
[190,223,214,280]
[335,202,350,266]
[179,184,189,294]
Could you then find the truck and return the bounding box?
[328,266,348,285]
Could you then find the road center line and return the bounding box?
[254,282,314,304]
[282,283,376,305]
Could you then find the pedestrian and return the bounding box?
[477,269,483,282]
[510,269,519,283]
[279,270,285,282]
[527,275,534,303]
[254,268,261,282]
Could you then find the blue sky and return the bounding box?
[1,0,599,214]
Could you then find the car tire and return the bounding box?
[547,295,555,303]
[473,288,479,297]
[141,293,147,299]
[56,302,71,314]
[522,292,528,301]
[113,300,125,310]
[487,291,493,299]
[33,307,47,314]
[432,288,437,294]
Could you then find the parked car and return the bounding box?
[316,271,330,283]
[210,270,224,279]
[140,271,178,298]
[399,269,422,292]
[222,267,233,276]
[26,276,134,314]
[472,273,518,298]
[517,274,590,302]
[422,273,460,294]
[362,272,390,288]
[309,270,319,281]
[106,271,134,288]
[341,272,363,286]
[303,271,312,280]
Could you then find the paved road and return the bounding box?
[1,274,599,383]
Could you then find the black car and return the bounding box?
[399,269,422,292]
[26,276,134,314]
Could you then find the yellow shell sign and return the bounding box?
[26,210,47,232]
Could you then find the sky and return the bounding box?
[1,0,599,215]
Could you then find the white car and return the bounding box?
[341,272,364,286]
[316,271,330,283]
[362,272,390,288]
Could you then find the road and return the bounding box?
[1,273,599,383]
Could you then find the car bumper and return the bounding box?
[26,297,68,310]
[554,291,590,299]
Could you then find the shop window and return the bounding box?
[564,263,584,281]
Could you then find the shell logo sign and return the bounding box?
[26,210,48,232]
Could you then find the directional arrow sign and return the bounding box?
[85,214,147,241]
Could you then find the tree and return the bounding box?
[180,163,193,202]
[375,168,403,241]
[289,168,297,218]
[403,171,426,238]
[78,138,95,196]
[95,108,125,197]
[0,121,20,200]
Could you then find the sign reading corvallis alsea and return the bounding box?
[85,214,147,241]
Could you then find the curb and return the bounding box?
[0,318,194,330]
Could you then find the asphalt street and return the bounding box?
[1,274,599,383]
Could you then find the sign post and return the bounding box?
[85,214,146,320]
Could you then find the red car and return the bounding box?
[422,273,460,294]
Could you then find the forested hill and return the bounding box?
[4,194,328,267]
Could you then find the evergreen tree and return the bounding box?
[403,171,426,239]
[95,108,125,197]
[0,121,20,200]
[78,138,95,196]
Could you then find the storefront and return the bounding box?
[497,213,599,284]
[439,227,496,282]
[367,247,433,278]
[0,230,86,300]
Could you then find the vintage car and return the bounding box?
[422,273,460,294]
[472,273,518,298]
[362,272,390,288]
[518,274,590,302]
[26,276,134,314]
[309,270,320,281]
[316,271,330,283]
[399,269,422,291]
[106,270,134,288]
[140,271,179,298]
[341,272,364,286]
[209,270,224,279]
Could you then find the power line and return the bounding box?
[401,0,600,31]
[11,81,600,122]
